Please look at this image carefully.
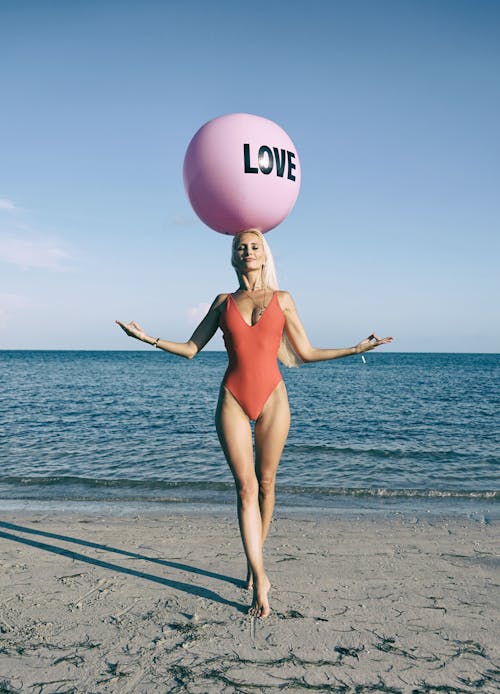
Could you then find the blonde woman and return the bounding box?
[116,229,392,618]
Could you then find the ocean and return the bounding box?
[1,351,498,519]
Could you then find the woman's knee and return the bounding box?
[235,477,259,505]
[258,476,276,499]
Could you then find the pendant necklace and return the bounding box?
[246,287,268,318]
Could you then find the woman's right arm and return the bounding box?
[115,294,227,359]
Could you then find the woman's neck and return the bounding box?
[239,271,265,292]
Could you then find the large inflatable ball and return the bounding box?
[183,113,301,235]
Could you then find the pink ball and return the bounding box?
[183,113,301,235]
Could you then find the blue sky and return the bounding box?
[1,0,498,352]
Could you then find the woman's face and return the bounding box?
[233,232,265,271]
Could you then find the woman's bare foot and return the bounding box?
[246,563,253,590]
[248,574,271,618]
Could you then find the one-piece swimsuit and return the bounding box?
[219,292,285,421]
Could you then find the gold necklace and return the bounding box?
[244,287,268,318]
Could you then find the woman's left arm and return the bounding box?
[280,292,393,363]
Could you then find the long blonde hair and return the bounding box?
[231,229,302,368]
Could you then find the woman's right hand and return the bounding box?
[115,320,150,343]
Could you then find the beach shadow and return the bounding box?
[0,520,245,613]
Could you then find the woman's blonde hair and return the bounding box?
[231,229,302,368]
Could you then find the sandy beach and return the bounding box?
[0,510,498,693]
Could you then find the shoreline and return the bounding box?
[1,509,498,692]
[1,491,498,523]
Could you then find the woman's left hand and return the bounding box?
[355,333,393,354]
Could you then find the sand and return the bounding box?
[0,510,498,693]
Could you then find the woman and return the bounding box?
[116,229,392,619]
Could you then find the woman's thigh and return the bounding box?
[254,382,290,480]
[215,387,255,487]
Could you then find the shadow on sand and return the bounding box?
[0,520,246,613]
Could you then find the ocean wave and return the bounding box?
[286,443,499,464]
[0,475,497,502]
[279,485,499,500]
[0,476,233,490]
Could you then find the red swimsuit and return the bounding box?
[219,292,285,421]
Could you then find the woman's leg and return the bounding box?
[255,382,290,542]
[215,387,270,617]
[247,382,290,589]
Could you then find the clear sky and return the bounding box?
[1,0,498,352]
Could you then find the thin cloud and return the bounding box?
[0,198,76,271]
[0,235,72,270]
[187,302,210,325]
[0,198,16,211]
[0,293,29,309]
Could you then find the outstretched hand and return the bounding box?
[355,333,393,354]
[115,320,149,343]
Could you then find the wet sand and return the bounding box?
[0,511,498,692]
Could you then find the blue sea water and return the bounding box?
[0,351,498,518]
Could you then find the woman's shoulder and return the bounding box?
[275,290,295,311]
[210,293,231,311]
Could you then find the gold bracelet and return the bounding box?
[152,337,160,348]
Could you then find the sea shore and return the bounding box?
[0,509,498,692]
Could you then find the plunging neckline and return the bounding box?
[229,292,276,328]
